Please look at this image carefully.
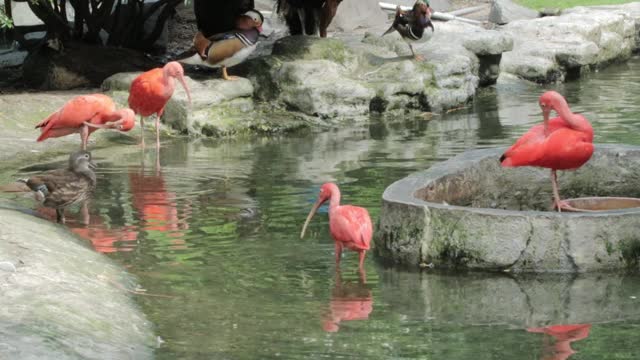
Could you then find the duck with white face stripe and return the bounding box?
[178,9,265,81]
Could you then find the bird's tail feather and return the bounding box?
[381,25,395,37]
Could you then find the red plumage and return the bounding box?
[500,91,594,211]
[127,62,191,147]
[35,94,135,150]
[301,183,373,270]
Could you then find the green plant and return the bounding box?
[0,4,13,29]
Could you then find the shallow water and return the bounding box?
[4,56,640,359]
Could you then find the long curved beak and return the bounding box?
[178,75,192,105]
[542,106,551,134]
[300,199,323,239]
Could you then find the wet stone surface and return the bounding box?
[375,144,640,272]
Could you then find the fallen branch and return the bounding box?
[379,2,484,25]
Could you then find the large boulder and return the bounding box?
[245,27,512,118]
[0,209,154,358]
[500,6,637,83]
[489,0,539,25]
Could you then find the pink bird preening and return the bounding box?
[300,183,373,270]
[35,94,136,150]
[128,61,192,148]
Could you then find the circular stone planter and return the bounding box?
[374,144,640,272]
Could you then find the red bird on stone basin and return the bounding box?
[301,183,372,270]
[128,61,192,148]
[500,91,594,212]
[36,94,135,150]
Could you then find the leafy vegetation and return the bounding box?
[0,4,13,29]
[22,0,184,50]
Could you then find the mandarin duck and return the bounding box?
[19,151,97,224]
[178,10,264,81]
[382,0,434,61]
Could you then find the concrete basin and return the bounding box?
[374,144,640,272]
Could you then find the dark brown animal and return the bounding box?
[277,0,343,37]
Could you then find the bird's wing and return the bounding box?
[206,38,247,65]
[332,206,372,250]
[36,95,110,142]
[128,69,166,116]
[500,124,547,167]
[29,170,91,208]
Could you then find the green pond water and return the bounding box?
[4,57,640,359]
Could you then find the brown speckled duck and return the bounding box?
[19,151,97,224]
[382,0,434,61]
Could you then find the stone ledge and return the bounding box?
[375,144,640,272]
[0,208,154,359]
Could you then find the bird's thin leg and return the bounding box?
[140,115,145,148]
[56,208,65,224]
[551,170,563,212]
[358,266,367,284]
[551,170,583,212]
[410,44,424,61]
[358,250,367,270]
[155,116,160,149]
[80,124,89,151]
[222,66,238,81]
[334,242,343,268]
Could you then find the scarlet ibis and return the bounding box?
[527,324,591,360]
[128,61,192,148]
[18,151,96,224]
[500,91,594,212]
[301,183,372,270]
[35,94,136,150]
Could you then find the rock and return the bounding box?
[0,50,28,68]
[375,144,640,272]
[489,0,539,25]
[22,42,160,90]
[0,209,154,358]
[328,0,388,33]
[0,91,139,164]
[0,261,16,272]
[102,71,307,136]
[540,7,562,17]
[500,7,637,83]
[245,26,513,117]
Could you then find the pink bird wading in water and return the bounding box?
[128,61,192,148]
[301,183,373,270]
[36,94,135,150]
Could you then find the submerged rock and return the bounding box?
[375,144,640,272]
[0,209,154,359]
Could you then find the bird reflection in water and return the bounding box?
[70,146,188,253]
[129,145,189,249]
[527,324,592,360]
[322,269,373,332]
